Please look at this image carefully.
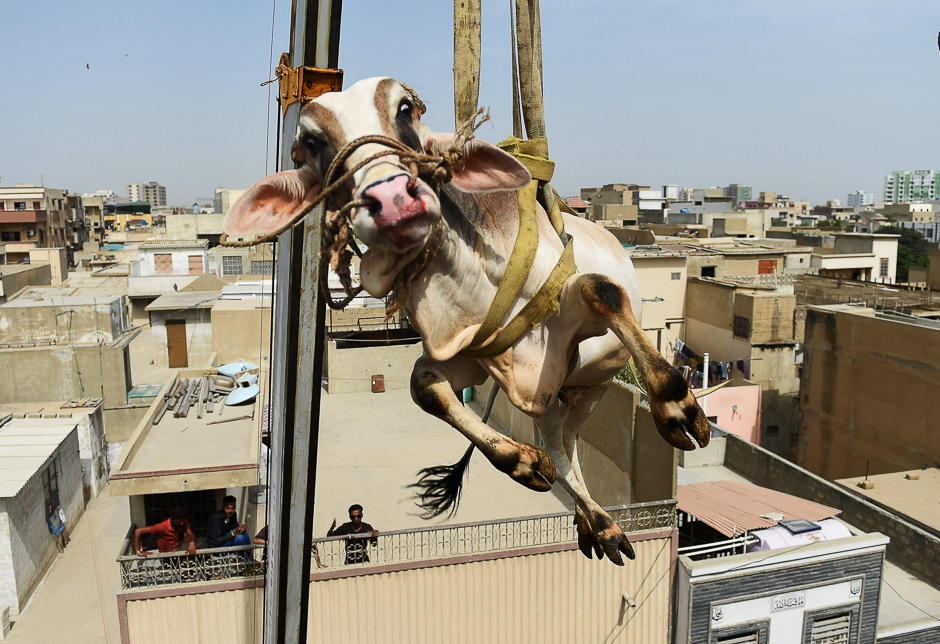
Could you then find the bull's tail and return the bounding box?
[410,385,500,519]
[410,443,475,519]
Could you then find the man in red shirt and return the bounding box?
[134,506,197,556]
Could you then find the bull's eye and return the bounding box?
[304,136,320,155]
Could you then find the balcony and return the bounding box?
[0,209,47,224]
[117,500,676,590]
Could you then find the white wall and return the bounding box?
[138,250,207,277]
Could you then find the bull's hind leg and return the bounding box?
[575,273,710,451]
[559,383,636,562]
[410,357,556,492]
[534,394,634,566]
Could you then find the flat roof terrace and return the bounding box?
[109,369,260,496]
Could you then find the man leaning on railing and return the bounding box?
[134,506,197,557]
[327,504,379,564]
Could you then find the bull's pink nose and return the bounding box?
[363,175,423,225]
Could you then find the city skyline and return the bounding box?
[3,1,939,208]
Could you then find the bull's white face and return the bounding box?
[295,77,441,252]
[223,77,530,293]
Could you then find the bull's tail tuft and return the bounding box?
[409,444,475,519]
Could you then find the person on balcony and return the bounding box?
[134,506,197,556]
[207,495,251,562]
[327,504,379,564]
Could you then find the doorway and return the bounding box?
[166,319,188,368]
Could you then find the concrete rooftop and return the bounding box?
[836,468,940,535]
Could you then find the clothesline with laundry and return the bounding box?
[670,338,752,389]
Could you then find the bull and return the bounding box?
[224,77,710,565]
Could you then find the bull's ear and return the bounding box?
[426,135,531,192]
[222,168,321,236]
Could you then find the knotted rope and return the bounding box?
[220,107,491,311]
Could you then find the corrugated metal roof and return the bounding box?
[139,239,208,250]
[677,480,841,538]
[0,419,78,498]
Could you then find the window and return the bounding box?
[766,425,779,437]
[810,613,850,643]
[702,266,717,278]
[154,253,173,272]
[671,272,681,281]
[13,201,26,211]
[222,255,243,276]
[32,201,41,209]
[733,315,750,339]
[42,455,62,515]
[1,232,21,242]
[880,258,889,277]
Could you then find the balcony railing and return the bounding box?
[0,209,47,223]
[117,500,676,590]
[117,527,267,590]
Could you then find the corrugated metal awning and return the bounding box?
[677,480,841,538]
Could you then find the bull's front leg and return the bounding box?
[410,356,555,492]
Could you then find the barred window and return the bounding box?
[154,253,172,272]
[42,455,62,514]
[880,258,889,277]
[221,255,243,276]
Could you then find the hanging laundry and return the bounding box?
[735,359,750,380]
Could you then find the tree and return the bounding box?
[876,226,928,282]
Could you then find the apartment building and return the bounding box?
[0,184,70,260]
[884,170,939,203]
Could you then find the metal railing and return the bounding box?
[309,500,677,569]
[678,534,759,561]
[117,526,266,590]
[117,500,676,589]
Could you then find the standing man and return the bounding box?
[207,495,251,561]
[327,504,379,564]
[134,506,197,556]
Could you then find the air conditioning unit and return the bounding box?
[25,229,35,237]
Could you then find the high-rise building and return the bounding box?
[127,181,167,208]
[884,170,939,204]
[846,190,874,207]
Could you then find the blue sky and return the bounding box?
[3,1,939,206]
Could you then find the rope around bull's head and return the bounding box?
[219,107,491,311]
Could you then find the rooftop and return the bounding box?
[0,417,78,498]
[836,468,940,536]
[138,239,209,250]
[678,480,840,538]
[109,370,260,496]
[145,290,221,311]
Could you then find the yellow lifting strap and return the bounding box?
[455,0,579,359]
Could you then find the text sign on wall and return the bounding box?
[771,591,805,612]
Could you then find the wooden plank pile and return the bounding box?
[153,375,236,425]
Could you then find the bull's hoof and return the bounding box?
[594,513,635,566]
[575,512,603,560]
[652,391,711,451]
[575,510,635,566]
[506,441,555,492]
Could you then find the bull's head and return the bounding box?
[223,77,531,296]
